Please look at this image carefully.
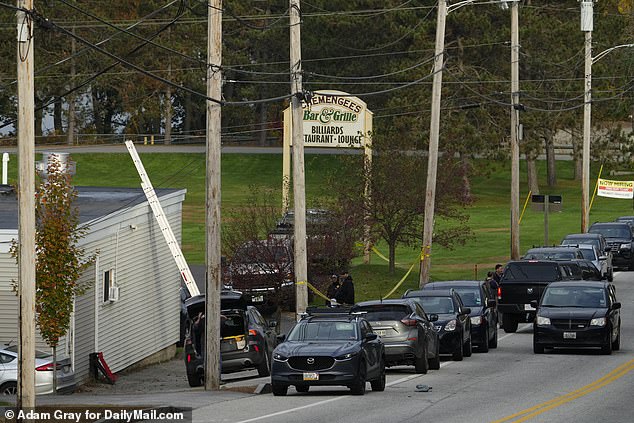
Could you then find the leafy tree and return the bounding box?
[12,156,94,392]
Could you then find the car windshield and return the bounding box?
[355,305,410,321]
[412,297,455,314]
[579,249,596,260]
[234,243,290,264]
[287,321,358,341]
[524,251,577,260]
[503,263,559,281]
[452,288,482,307]
[589,225,631,239]
[541,287,607,308]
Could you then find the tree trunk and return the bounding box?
[258,103,268,146]
[54,98,63,134]
[527,155,539,194]
[545,131,557,187]
[388,240,396,274]
[67,30,76,146]
[184,91,192,136]
[572,131,582,181]
[164,86,172,145]
[35,95,43,137]
[52,346,57,395]
[460,153,472,203]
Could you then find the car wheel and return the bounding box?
[0,382,17,396]
[463,334,473,358]
[295,385,309,393]
[370,358,386,392]
[414,345,429,374]
[272,383,288,396]
[607,269,614,282]
[502,315,518,333]
[612,321,621,351]
[452,335,464,361]
[257,346,271,377]
[186,371,203,388]
[479,328,490,353]
[428,341,441,370]
[489,325,498,349]
[350,362,366,395]
[533,336,544,354]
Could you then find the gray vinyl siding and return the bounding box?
[0,249,18,346]
[73,268,95,382]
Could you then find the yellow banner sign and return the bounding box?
[597,178,634,199]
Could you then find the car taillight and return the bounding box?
[35,363,56,372]
[497,286,502,300]
[249,329,257,336]
[401,319,418,326]
[254,345,260,353]
[187,354,191,363]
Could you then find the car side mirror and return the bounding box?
[365,333,378,341]
[462,307,471,315]
[612,302,621,310]
[599,255,607,261]
[276,334,286,343]
[530,300,539,309]
[428,314,439,322]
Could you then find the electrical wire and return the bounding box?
[306,55,435,80]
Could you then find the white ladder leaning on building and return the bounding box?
[125,140,200,297]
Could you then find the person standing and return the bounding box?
[326,274,341,306]
[335,271,355,305]
[492,264,504,286]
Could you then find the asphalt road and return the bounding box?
[193,271,634,423]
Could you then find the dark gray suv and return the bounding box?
[589,222,634,270]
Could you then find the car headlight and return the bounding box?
[590,317,606,327]
[335,352,358,360]
[620,243,631,250]
[470,316,482,326]
[444,320,457,331]
[273,353,288,362]
[536,316,551,326]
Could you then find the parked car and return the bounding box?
[497,260,570,333]
[402,289,472,361]
[561,233,610,257]
[352,299,440,373]
[271,308,385,396]
[418,281,498,352]
[615,216,634,226]
[588,222,634,270]
[557,259,602,281]
[184,290,279,387]
[522,246,584,261]
[0,345,76,395]
[532,280,621,354]
[575,244,611,280]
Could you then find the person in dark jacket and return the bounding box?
[335,271,355,305]
[325,274,341,306]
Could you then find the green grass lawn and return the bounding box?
[4,152,634,300]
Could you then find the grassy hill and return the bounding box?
[4,152,632,300]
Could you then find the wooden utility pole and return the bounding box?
[510,0,520,259]
[581,0,593,233]
[204,0,222,391]
[289,0,308,318]
[16,0,36,410]
[420,0,447,286]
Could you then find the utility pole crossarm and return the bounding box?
[125,140,200,297]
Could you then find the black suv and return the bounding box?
[419,281,498,352]
[402,289,472,361]
[184,290,279,387]
[523,246,584,261]
[589,222,634,270]
[497,260,570,333]
[271,308,385,396]
[353,299,440,373]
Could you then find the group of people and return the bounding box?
[325,271,355,306]
[485,263,504,291]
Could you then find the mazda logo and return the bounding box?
[307,358,315,364]
[527,288,534,294]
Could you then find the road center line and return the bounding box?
[491,358,634,423]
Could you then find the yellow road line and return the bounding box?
[491,357,634,423]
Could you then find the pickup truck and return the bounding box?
[497,260,570,333]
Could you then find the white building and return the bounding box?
[0,185,186,383]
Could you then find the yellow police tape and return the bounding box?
[302,245,430,302]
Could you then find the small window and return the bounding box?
[103,270,113,303]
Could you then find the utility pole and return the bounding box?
[420,0,447,286]
[581,0,594,233]
[204,0,222,391]
[289,0,308,318]
[16,0,36,411]
[510,0,521,259]
[67,29,76,146]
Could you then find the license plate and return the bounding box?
[252,295,264,303]
[303,372,319,381]
[563,332,577,339]
[374,330,387,336]
[525,303,536,311]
